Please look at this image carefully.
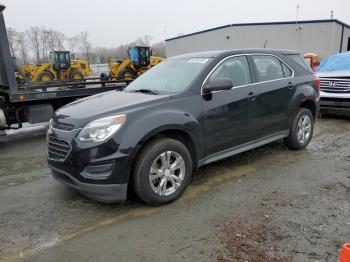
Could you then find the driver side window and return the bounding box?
[209,56,251,87]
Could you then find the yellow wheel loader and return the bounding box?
[20,64,36,80]
[19,51,92,83]
[102,46,164,81]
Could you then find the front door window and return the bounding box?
[208,56,251,87]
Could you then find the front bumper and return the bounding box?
[320,91,350,114]
[46,127,132,203]
[50,165,128,202]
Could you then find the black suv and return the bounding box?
[47,49,320,205]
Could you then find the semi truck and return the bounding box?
[0,5,132,132]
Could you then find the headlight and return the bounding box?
[77,114,126,142]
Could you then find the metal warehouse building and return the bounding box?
[165,20,350,60]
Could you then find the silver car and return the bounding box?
[317,52,350,115]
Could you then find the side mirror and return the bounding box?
[204,78,233,93]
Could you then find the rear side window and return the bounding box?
[252,55,284,82]
[287,54,313,72]
[209,56,251,87]
[281,63,293,77]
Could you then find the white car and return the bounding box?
[317,52,350,114]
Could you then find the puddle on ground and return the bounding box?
[0,175,44,190]
[182,165,255,200]
[0,157,47,177]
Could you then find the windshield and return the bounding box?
[125,57,212,94]
[317,52,350,73]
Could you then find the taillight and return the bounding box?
[314,76,320,93]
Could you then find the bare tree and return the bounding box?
[55,31,66,50]
[7,27,18,57]
[142,35,154,46]
[46,29,66,52]
[79,32,92,62]
[27,27,41,63]
[113,44,130,60]
[17,32,28,65]
[9,23,163,65]
[66,35,80,54]
[40,28,50,62]
[134,35,154,46]
[46,30,55,52]
[151,41,166,57]
[92,47,109,63]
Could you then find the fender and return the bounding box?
[111,105,204,182]
[118,108,203,158]
[286,80,318,129]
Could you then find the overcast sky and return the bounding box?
[1,0,349,47]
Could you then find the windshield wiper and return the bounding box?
[129,89,160,95]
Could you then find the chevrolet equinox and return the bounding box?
[47,49,320,205]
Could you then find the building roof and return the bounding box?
[166,19,350,42]
[169,48,300,59]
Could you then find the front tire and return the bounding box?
[118,67,136,80]
[37,71,54,82]
[284,108,314,150]
[133,138,193,205]
[69,70,85,82]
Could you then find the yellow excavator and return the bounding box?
[102,46,164,81]
[18,51,92,83]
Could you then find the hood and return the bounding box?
[317,71,350,78]
[317,51,350,75]
[54,90,171,127]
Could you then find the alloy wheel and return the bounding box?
[149,151,185,197]
[297,114,312,144]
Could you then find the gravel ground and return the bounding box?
[0,117,349,262]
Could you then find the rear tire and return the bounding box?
[133,138,193,206]
[69,70,84,82]
[37,71,54,82]
[284,108,314,150]
[118,67,136,80]
[0,108,6,129]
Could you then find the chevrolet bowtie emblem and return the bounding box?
[47,128,53,135]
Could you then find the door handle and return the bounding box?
[287,82,295,89]
[247,92,258,100]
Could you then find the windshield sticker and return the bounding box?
[187,58,210,64]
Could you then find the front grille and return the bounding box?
[47,135,71,161]
[320,77,350,93]
[52,120,74,131]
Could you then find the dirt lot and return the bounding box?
[0,118,349,262]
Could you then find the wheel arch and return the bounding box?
[133,126,199,171]
[68,69,84,81]
[126,125,200,196]
[36,70,55,82]
[299,99,317,121]
[287,82,319,129]
[118,67,136,79]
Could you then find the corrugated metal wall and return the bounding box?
[341,26,350,53]
[166,22,344,60]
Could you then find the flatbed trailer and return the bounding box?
[0,5,132,131]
